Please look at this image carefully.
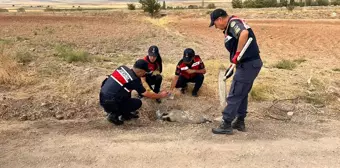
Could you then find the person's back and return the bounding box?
[100,65,139,102]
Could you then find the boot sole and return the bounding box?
[232,127,246,132]
[212,129,233,135]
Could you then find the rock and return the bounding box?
[314,104,325,108]
[287,112,294,117]
[214,117,223,122]
[30,48,36,52]
[28,62,35,67]
[20,115,28,121]
[331,12,337,18]
[41,102,47,107]
[55,115,64,120]
[1,104,8,108]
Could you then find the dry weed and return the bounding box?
[0,46,34,86]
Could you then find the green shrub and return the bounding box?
[243,0,256,7]
[317,0,329,6]
[0,8,9,12]
[127,3,136,10]
[331,0,340,5]
[139,0,161,17]
[17,8,26,12]
[207,3,216,9]
[188,5,199,9]
[232,0,243,8]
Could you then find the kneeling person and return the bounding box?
[100,59,169,125]
[170,48,206,97]
[141,45,163,103]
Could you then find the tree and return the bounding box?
[139,0,161,17]
[162,1,166,9]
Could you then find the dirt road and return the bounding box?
[1,116,340,168]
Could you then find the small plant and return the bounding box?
[232,0,243,8]
[0,39,11,44]
[15,52,34,65]
[286,4,295,11]
[206,3,216,9]
[55,45,91,63]
[188,5,199,9]
[127,3,136,10]
[332,68,340,72]
[273,59,297,70]
[293,58,307,64]
[17,7,26,12]
[16,36,30,42]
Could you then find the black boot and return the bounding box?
[107,113,124,125]
[192,91,198,97]
[212,120,233,135]
[232,118,246,132]
[122,111,139,121]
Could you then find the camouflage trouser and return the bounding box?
[222,59,263,122]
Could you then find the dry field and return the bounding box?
[1,7,340,167]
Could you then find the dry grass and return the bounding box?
[0,46,34,86]
[293,58,307,64]
[273,59,297,70]
[55,45,91,63]
[15,51,35,65]
[250,84,275,101]
[332,68,340,72]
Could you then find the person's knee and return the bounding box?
[135,99,142,109]
[195,74,204,83]
[155,74,162,83]
[198,74,204,80]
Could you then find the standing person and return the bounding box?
[141,45,163,103]
[209,9,263,134]
[170,48,206,97]
[100,59,169,125]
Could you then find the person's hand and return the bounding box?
[224,65,234,79]
[186,69,196,74]
[152,70,161,76]
[159,91,169,98]
[232,51,241,64]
